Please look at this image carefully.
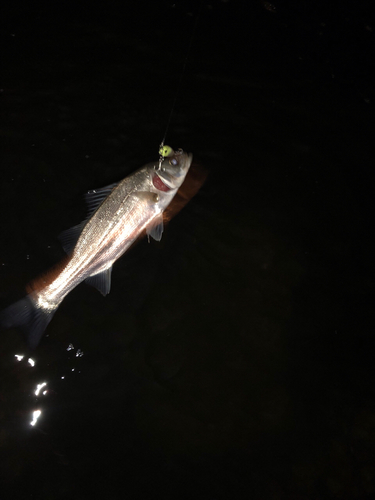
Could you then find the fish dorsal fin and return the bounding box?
[85,182,118,217]
[146,212,164,241]
[58,221,87,255]
[85,267,112,296]
[58,182,118,255]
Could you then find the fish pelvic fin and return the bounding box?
[146,212,164,241]
[0,295,57,349]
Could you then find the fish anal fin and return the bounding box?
[85,267,112,296]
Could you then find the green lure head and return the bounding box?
[159,145,174,158]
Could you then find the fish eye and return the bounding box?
[169,158,178,166]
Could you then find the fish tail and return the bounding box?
[0,295,57,349]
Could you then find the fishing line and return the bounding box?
[158,1,204,166]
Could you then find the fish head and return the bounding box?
[155,148,193,191]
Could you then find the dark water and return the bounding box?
[1,1,375,498]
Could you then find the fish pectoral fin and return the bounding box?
[146,212,164,241]
[85,267,112,296]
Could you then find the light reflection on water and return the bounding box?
[10,343,85,430]
[34,382,47,396]
[30,410,41,427]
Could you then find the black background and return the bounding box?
[1,1,375,498]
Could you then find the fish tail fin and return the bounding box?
[0,295,57,349]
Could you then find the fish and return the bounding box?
[1,147,194,348]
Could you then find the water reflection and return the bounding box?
[30,410,41,427]
[34,382,47,396]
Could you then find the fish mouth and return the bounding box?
[152,173,172,191]
[154,172,177,190]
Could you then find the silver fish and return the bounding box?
[1,147,193,348]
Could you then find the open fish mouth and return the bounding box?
[152,173,172,192]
